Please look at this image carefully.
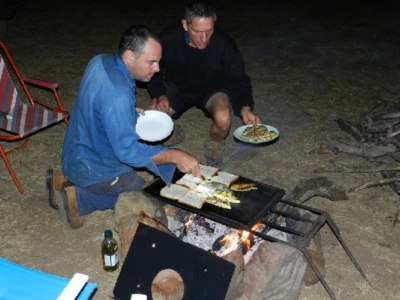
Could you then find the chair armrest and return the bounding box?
[23,77,58,90]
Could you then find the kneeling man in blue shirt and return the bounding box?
[46,25,200,228]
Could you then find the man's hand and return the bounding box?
[152,149,201,177]
[155,95,170,113]
[135,107,145,115]
[173,151,201,177]
[241,106,261,126]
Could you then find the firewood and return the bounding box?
[281,176,347,204]
[314,161,400,173]
[296,186,348,204]
[393,210,400,227]
[282,176,333,203]
[347,177,400,193]
[372,112,400,121]
[336,118,363,142]
[324,140,397,158]
[381,171,400,194]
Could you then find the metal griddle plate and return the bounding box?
[143,170,285,230]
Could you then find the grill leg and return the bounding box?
[325,213,371,286]
[301,247,337,300]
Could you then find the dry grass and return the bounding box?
[0,0,399,299]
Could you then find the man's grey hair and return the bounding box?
[118,25,160,58]
[184,0,217,25]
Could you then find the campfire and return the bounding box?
[113,171,370,300]
[167,209,287,264]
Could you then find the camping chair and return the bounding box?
[0,256,97,299]
[0,41,69,194]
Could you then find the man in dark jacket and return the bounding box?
[146,0,261,168]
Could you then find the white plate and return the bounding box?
[136,110,174,142]
[233,124,279,144]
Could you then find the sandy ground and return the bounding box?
[0,0,399,299]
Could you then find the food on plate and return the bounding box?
[230,182,257,192]
[240,125,278,143]
[177,190,208,209]
[210,171,239,186]
[160,184,189,200]
[199,164,219,179]
[176,173,203,189]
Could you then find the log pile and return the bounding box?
[310,101,400,221]
[313,102,400,188]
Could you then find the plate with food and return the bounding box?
[136,110,174,142]
[233,124,279,145]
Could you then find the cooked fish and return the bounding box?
[213,190,240,203]
[241,125,277,143]
[230,182,257,192]
[206,197,231,209]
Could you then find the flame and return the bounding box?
[184,215,194,227]
[220,222,263,253]
[220,231,241,253]
[251,222,263,232]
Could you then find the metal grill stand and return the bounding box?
[255,199,371,300]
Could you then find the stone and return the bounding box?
[114,190,167,226]
[303,231,326,286]
[223,249,245,300]
[243,241,307,300]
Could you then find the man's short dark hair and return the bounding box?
[185,0,217,25]
[118,25,160,57]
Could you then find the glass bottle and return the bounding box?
[101,229,119,272]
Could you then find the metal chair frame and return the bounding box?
[0,41,69,194]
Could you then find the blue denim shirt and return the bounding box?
[62,54,175,187]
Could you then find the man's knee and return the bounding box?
[213,108,232,130]
[146,98,157,110]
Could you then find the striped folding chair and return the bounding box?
[0,41,69,194]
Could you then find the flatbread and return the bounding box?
[177,190,208,209]
[199,164,219,179]
[176,178,198,189]
[210,171,239,186]
[178,173,203,184]
[195,181,216,196]
[160,184,190,200]
[176,173,203,189]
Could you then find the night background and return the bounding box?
[0,0,399,299]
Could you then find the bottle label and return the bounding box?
[104,253,119,267]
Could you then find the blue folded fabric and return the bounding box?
[0,257,97,300]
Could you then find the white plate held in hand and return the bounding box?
[136,110,174,142]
